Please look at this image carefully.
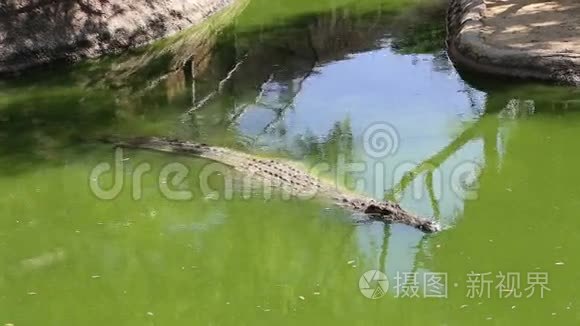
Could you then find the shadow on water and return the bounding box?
[0,0,451,173]
[1,0,579,190]
[176,0,459,142]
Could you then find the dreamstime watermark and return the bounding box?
[88,122,482,202]
[363,122,399,159]
[358,270,551,300]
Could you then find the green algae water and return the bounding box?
[1,0,580,324]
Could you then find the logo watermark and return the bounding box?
[394,272,448,298]
[359,270,390,299]
[358,270,551,300]
[363,122,399,159]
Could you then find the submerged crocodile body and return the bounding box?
[104,136,441,233]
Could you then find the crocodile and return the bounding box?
[102,136,441,233]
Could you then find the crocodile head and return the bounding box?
[364,203,441,233]
[418,220,442,233]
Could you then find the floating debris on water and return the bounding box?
[146,312,154,316]
[20,249,66,271]
[91,275,101,279]
[298,296,305,301]
[204,193,219,201]
[555,262,565,266]
[347,260,356,265]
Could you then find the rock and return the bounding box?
[447,0,580,86]
[0,0,236,73]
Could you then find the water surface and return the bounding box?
[1,0,580,324]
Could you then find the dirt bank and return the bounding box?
[447,0,580,85]
[0,0,235,73]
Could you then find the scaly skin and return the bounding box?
[103,136,441,233]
